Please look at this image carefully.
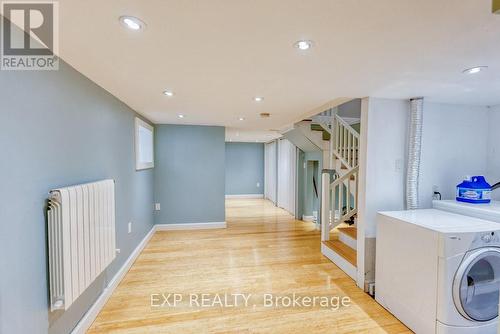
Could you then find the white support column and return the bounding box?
[321,172,330,241]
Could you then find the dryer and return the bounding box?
[376,209,500,334]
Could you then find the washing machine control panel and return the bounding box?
[476,231,500,246]
[481,234,494,243]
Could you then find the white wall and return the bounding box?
[487,105,500,200]
[264,141,277,203]
[357,97,408,288]
[358,98,409,239]
[358,98,496,289]
[277,138,297,215]
[360,101,492,231]
[418,102,490,207]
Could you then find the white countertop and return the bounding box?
[378,209,500,233]
[433,200,500,223]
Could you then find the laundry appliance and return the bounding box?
[376,209,500,333]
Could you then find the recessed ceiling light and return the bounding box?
[254,96,264,102]
[119,16,146,31]
[163,90,174,97]
[238,117,245,121]
[294,40,313,50]
[178,114,184,119]
[463,66,488,74]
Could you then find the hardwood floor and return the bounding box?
[88,199,410,333]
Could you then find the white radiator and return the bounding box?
[47,179,116,311]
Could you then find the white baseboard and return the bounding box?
[155,222,227,230]
[71,221,226,334]
[71,226,156,334]
[225,194,264,199]
[302,215,314,222]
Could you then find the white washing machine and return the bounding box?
[376,209,500,334]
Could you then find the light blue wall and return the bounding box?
[0,62,154,334]
[302,152,322,217]
[154,125,225,224]
[225,142,264,195]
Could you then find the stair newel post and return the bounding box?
[321,171,331,241]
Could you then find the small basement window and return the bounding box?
[135,117,154,170]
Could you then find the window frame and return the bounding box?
[134,117,155,170]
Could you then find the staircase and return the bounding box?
[281,110,337,228]
[320,112,360,281]
[281,120,329,153]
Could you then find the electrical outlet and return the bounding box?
[155,203,161,211]
[432,185,441,200]
[256,182,260,188]
[128,222,132,234]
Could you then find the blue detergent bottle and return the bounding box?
[456,176,492,204]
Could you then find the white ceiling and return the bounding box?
[59,0,500,131]
[225,128,281,143]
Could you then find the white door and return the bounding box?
[453,247,500,322]
[264,141,277,204]
[277,139,297,215]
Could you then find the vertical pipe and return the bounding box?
[406,98,424,210]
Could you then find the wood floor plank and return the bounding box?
[88,199,409,334]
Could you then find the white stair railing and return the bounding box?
[320,110,360,242]
[321,166,359,241]
[333,114,359,170]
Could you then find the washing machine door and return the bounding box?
[453,247,500,322]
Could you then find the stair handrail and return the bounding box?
[321,166,359,241]
[334,114,359,139]
[333,114,360,170]
[331,165,359,188]
[330,166,359,228]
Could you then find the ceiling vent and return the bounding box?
[260,112,271,118]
